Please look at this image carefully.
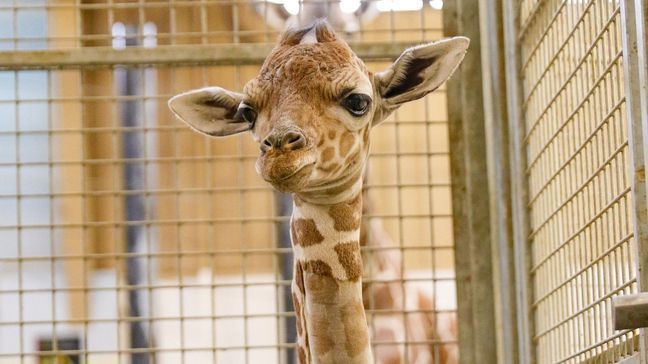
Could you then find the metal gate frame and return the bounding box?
[445,0,648,363]
[619,0,648,360]
[443,0,499,363]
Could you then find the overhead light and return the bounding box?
[143,22,157,48]
[111,22,126,50]
[429,0,443,10]
[264,0,301,15]
[283,0,300,15]
[252,0,379,33]
[377,0,423,12]
[340,0,361,13]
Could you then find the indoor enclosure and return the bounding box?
[0,0,646,363]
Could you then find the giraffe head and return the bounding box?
[169,21,468,203]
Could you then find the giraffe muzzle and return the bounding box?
[260,129,307,153]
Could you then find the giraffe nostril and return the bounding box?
[287,134,301,144]
[282,131,306,151]
[260,137,274,153]
[262,130,306,152]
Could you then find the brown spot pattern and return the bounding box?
[339,131,355,157]
[305,260,334,277]
[303,326,310,359]
[305,261,339,305]
[320,147,335,163]
[371,283,396,309]
[328,194,362,231]
[334,241,363,281]
[291,219,324,246]
[295,262,305,295]
[328,130,337,140]
[292,292,303,336]
[311,315,336,357]
[341,300,369,357]
[298,346,307,364]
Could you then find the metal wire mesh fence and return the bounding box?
[0,1,457,363]
[516,0,640,362]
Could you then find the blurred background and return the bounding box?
[0,1,457,363]
[1,0,647,363]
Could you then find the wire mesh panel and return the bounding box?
[0,1,458,363]
[517,0,640,362]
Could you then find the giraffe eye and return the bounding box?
[238,104,257,127]
[342,93,371,117]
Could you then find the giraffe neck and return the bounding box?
[290,192,373,364]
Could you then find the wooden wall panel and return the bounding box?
[50,0,87,321]
[56,3,452,279]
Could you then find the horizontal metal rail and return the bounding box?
[0,42,418,70]
[0,244,455,263]
[613,293,648,330]
[0,307,459,326]
[532,278,636,340]
[0,213,454,230]
[0,276,457,295]
[529,187,632,270]
[0,0,420,10]
[532,233,634,307]
[0,27,442,44]
[0,150,449,167]
[0,339,459,357]
[0,182,452,199]
[556,330,638,363]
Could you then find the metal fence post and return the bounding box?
[500,0,535,362]
[621,0,648,360]
[444,1,498,363]
[477,0,525,362]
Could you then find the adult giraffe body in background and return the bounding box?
[169,21,467,364]
[361,176,458,364]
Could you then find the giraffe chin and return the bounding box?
[259,162,316,193]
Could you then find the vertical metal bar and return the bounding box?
[632,0,648,302]
[444,0,498,363]
[635,7,648,294]
[477,0,520,362]
[620,0,648,360]
[501,0,535,362]
[119,24,153,364]
[443,0,476,362]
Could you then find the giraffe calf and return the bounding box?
[169,20,467,364]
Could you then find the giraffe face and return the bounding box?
[169,21,469,198]
[245,33,374,193]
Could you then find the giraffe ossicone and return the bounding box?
[169,20,468,364]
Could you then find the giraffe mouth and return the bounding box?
[274,162,316,182]
[257,155,317,191]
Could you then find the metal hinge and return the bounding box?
[613,293,648,330]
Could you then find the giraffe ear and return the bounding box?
[373,37,469,125]
[168,87,249,137]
